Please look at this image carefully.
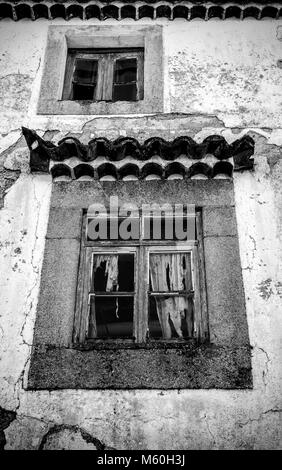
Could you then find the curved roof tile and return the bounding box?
[22,127,255,176]
[0,2,281,22]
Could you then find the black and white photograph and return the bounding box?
[0,0,281,454]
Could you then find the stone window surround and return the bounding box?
[27,179,252,390]
[37,25,164,115]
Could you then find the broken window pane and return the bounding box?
[148,253,194,340]
[72,59,98,100]
[88,296,134,339]
[114,58,137,84]
[113,83,137,102]
[72,84,95,100]
[149,295,194,339]
[92,254,134,292]
[113,58,137,101]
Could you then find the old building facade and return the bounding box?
[0,0,281,449]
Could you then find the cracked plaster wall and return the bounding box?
[0,17,281,449]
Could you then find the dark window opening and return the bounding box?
[92,253,135,292]
[113,58,137,101]
[72,59,98,100]
[89,296,134,339]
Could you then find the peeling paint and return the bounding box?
[257,278,274,300]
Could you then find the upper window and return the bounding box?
[63,48,144,103]
[37,25,163,115]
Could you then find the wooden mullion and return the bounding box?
[62,52,76,100]
[95,57,105,101]
[73,246,86,343]
[137,246,148,342]
[75,52,100,60]
[90,292,135,297]
[69,48,143,55]
[133,250,138,343]
[101,54,114,101]
[73,246,92,343]
[137,51,144,100]
[192,245,202,341]
[149,291,194,297]
[196,212,209,341]
[73,215,88,343]
[80,248,93,341]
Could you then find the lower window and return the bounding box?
[74,213,209,346]
[27,182,253,390]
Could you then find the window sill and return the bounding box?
[38,98,160,116]
[27,343,252,390]
[73,338,202,351]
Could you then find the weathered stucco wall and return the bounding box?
[0,17,281,449]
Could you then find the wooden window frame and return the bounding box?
[63,48,144,102]
[37,25,164,115]
[73,212,209,346]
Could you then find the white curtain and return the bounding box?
[149,253,194,339]
[93,254,119,291]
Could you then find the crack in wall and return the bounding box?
[254,344,271,387]
[20,176,41,347]
[237,408,282,428]
[17,176,52,402]
[202,413,216,448]
[0,173,51,417]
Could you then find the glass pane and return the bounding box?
[149,253,193,293]
[72,83,95,100]
[114,58,137,84]
[88,296,134,339]
[113,83,137,102]
[92,253,135,292]
[73,59,98,85]
[149,295,194,340]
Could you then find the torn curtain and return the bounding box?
[149,253,194,339]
